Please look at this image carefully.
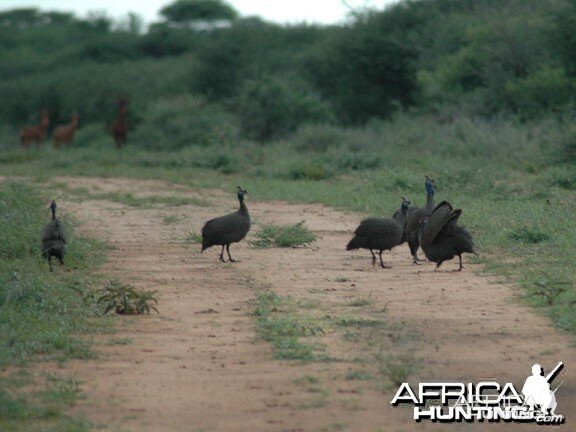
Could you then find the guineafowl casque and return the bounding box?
[405,175,436,264]
[418,201,476,271]
[201,186,251,262]
[346,197,409,268]
[41,200,67,271]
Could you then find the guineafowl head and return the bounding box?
[49,200,57,220]
[425,176,436,196]
[400,197,411,211]
[237,186,247,202]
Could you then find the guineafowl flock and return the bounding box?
[40,178,475,273]
[198,178,475,271]
[346,176,476,270]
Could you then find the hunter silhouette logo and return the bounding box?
[391,361,565,424]
[522,362,563,416]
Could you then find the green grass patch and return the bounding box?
[346,299,371,307]
[0,181,111,430]
[253,290,325,361]
[507,225,552,244]
[335,318,386,329]
[377,354,417,388]
[106,337,134,346]
[250,221,316,248]
[345,370,373,381]
[186,231,203,244]
[0,373,92,432]
[161,214,180,225]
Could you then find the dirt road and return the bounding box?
[51,177,574,431]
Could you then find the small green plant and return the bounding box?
[336,318,386,328]
[530,272,571,306]
[378,355,416,387]
[335,276,350,283]
[250,221,316,248]
[345,370,373,381]
[508,226,551,244]
[97,280,159,315]
[288,162,332,180]
[107,337,134,346]
[186,230,203,243]
[162,214,180,225]
[253,290,324,361]
[346,299,371,307]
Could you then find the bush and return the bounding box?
[504,67,576,118]
[233,75,334,142]
[131,94,240,149]
[288,162,332,180]
[290,124,350,153]
[72,123,111,148]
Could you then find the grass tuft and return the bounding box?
[253,290,324,361]
[250,221,316,248]
[97,280,159,315]
[507,226,551,244]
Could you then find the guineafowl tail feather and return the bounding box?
[347,237,362,250]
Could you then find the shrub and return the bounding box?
[233,75,334,142]
[288,162,332,180]
[131,94,240,150]
[72,123,111,148]
[504,67,576,118]
[97,280,159,315]
[290,124,350,153]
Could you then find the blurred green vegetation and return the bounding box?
[2,0,576,137]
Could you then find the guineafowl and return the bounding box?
[201,186,251,262]
[418,201,476,271]
[41,200,67,271]
[391,197,412,243]
[346,198,408,268]
[405,175,436,264]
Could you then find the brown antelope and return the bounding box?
[20,109,49,148]
[53,112,79,149]
[111,96,129,148]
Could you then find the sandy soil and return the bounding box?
[47,177,574,431]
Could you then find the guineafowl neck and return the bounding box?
[426,193,435,212]
[238,200,249,217]
[51,209,56,221]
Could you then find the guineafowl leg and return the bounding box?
[48,256,53,272]
[378,250,391,269]
[219,245,226,262]
[409,241,425,265]
[457,255,464,271]
[59,257,64,266]
[226,244,237,263]
[369,249,376,265]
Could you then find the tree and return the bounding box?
[160,0,238,28]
